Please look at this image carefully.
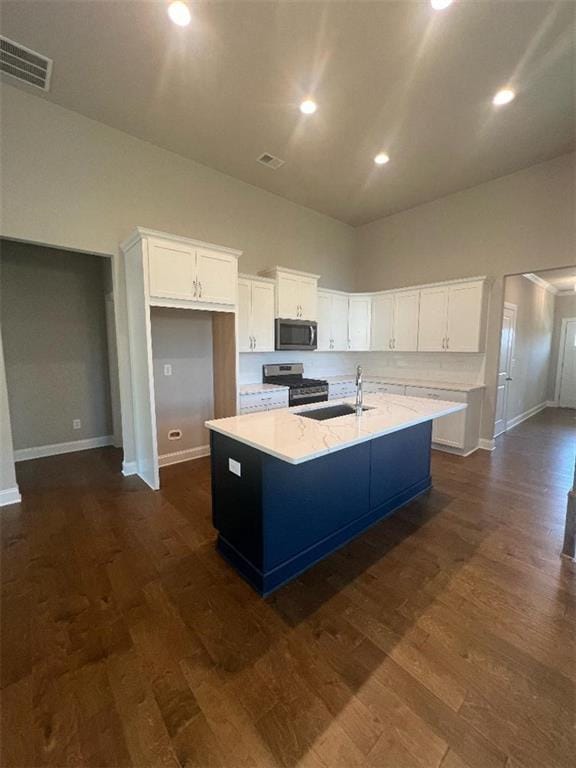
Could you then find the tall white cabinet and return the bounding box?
[317,290,350,351]
[122,228,241,490]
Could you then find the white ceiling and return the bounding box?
[1,0,574,225]
[536,267,576,291]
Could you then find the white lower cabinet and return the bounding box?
[239,389,289,414]
[405,386,482,455]
[328,381,357,400]
[364,382,405,395]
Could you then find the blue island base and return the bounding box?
[210,421,432,596]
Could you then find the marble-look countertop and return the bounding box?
[206,394,466,464]
[239,383,289,395]
[324,375,485,393]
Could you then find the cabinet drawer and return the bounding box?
[328,382,356,399]
[365,382,406,395]
[405,386,467,403]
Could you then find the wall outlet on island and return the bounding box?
[73,419,81,430]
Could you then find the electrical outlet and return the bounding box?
[163,363,172,376]
[73,419,81,430]
[228,458,241,477]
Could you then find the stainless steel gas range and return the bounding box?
[262,363,328,407]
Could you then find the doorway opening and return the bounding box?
[0,238,120,492]
[495,266,576,438]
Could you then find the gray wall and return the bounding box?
[0,83,356,290]
[503,275,555,421]
[1,240,113,450]
[549,293,576,400]
[355,153,576,440]
[150,308,214,457]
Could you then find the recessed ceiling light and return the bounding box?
[300,99,317,115]
[493,88,515,106]
[430,0,454,10]
[374,153,390,166]
[168,1,191,27]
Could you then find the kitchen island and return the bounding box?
[205,394,466,595]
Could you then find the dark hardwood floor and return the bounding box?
[2,408,575,768]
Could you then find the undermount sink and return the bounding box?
[297,403,374,421]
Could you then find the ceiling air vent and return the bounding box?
[257,152,285,170]
[0,36,53,91]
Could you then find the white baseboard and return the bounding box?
[122,460,137,476]
[432,443,478,457]
[546,400,558,408]
[0,486,22,507]
[14,435,114,462]
[159,445,210,467]
[506,401,548,431]
[478,438,495,451]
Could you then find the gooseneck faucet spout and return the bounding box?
[355,365,363,416]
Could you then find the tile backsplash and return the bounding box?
[239,351,485,385]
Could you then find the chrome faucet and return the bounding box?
[355,365,363,416]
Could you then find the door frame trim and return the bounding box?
[494,301,517,437]
[555,316,576,406]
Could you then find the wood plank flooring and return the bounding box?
[1,407,575,768]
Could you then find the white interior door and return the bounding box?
[394,291,420,351]
[195,248,237,305]
[371,294,394,350]
[317,292,333,351]
[332,294,350,351]
[237,278,252,352]
[418,287,448,351]
[558,319,576,408]
[494,304,516,437]
[251,281,275,352]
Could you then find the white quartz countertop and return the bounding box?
[239,383,289,395]
[324,375,485,393]
[206,394,466,464]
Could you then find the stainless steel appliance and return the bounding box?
[275,318,317,351]
[263,363,328,406]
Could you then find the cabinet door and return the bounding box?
[148,238,196,300]
[331,294,350,351]
[317,292,333,351]
[277,274,301,319]
[418,287,448,351]
[405,386,467,447]
[446,282,483,352]
[251,281,275,352]
[237,278,252,353]
[371,294,394,351]
[299,278,318,321]
[195,248,237,305]
[394,291,420,351]
[348,296,371,351]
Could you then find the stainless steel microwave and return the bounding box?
[275,318,318,351]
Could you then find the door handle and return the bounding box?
[506,376,513,381]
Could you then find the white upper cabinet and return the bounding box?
[148,238,196,301]
[371,294,395,351]
[317,291,349,351]
[393,291,420,351]
[146,233,239,307]
[195,247,237,305]
[261,268,319,320]
[371,291,419,351]
[418,280,485,352]
[445,281,484,352]
[348,296,372,351]
[238,276,275,352]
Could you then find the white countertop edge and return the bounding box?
[206,399,467,464]
[324,375,485,392]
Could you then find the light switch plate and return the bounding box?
[163,364,172,376]
[228,458,241,477]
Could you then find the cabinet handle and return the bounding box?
[441,337,446,350]
[198,281,202,298]
[253,336,256,350]
[446,337,449,350]
[193,280,197,298]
